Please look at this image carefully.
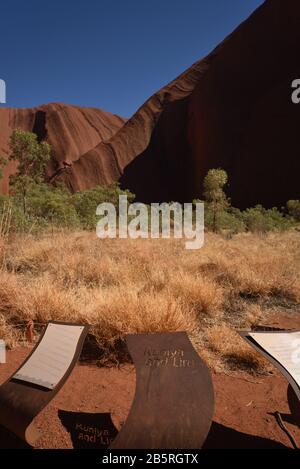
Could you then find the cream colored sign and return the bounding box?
[14,323,84,389]
[249,332,300,386]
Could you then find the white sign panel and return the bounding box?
[14,323,84,389]
[249,331,300,387]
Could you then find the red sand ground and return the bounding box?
[0,312,299,449]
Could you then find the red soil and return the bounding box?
[1,313,299,450]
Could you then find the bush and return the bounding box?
[0,195,36,234]
[287,200,300,222]
[242,205,292,233]
[0,167,296,237]
[204,204,245,234]
[0,182,136,235]
[26,183,80,229]
[71,183,135,229]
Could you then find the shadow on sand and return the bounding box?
[0,415,292,449]
[203,421,289,449]
[58,410,118,449]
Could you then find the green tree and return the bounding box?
[8,129,51,215]
[203,168,229,232]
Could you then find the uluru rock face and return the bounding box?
[55,0,300,208]
[0,103,126,193]
[1,0,299,208]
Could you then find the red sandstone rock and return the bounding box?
[0,103,125,193]
[1,0,299,207]
[57,0,300,207]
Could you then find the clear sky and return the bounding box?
[1,0,264,118]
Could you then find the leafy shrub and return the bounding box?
[27,183,80,228]
[287,200,300,221]
[0,181,136,234]
[242,205,292,233]
[205,206,245,233]
[71,183,135,229]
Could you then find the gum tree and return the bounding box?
[8,129,51,215]
[203,168,229,232]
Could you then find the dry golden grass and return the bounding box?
[0,230,299,371]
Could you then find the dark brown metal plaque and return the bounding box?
[0,321,89,446]
[110,331,214,449]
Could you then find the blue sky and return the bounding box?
[1,0,264,117]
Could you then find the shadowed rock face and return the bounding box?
[0,103,126,193]
[1,0,299,207]
[56,0,300,208]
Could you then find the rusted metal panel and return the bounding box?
[111,331,214,449]
[0,321,89,445]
